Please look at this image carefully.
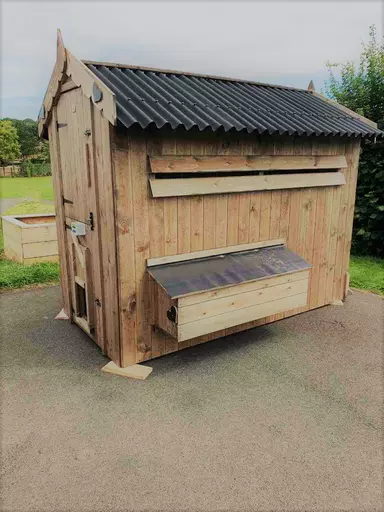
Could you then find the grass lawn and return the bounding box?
[0,176,54,202]
[3,200,55,216]
[0,259,60,290]
[350,256,384,296]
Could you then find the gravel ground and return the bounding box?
[1,286,383,512]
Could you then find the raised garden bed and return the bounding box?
[2,213,58,265]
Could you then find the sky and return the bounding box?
[1,0,382,120]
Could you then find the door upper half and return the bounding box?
[56,87,93,226]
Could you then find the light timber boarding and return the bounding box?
[149,155,348,173]
[149,172,346,198]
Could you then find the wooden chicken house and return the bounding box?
[39,32,382,369]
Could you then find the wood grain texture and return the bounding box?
[110,131,359,365]
[48,108,72,316]
[178,278,309,324]
[150,155,347,173]
[149,172,346,197]
[92,106,120,362]
[178,292,309,341]
[147,238,285,267]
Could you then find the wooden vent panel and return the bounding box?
[149,172,346,198]
[150,155,348,173]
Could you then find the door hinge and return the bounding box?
[89,212,94,231]
[62,196,73,205]
[57,122,68,129]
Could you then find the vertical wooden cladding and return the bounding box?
[88,102,120,363]
[48,108,71,316]
[112,129,360,366]
[49,87,120,364]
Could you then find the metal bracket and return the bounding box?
[57,122,68,129]
[62,196,73,205]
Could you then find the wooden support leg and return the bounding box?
[101,361,153,380]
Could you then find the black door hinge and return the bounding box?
[57,122,68,129]
[62,196,73,205]
[89,212,94,231]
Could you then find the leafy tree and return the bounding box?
[0,119,21,164]
[324,26,384,257]
[9,118,39,159]
[3,118,50,163]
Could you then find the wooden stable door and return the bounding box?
[56,88,105,348]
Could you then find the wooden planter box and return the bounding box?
[2,213,58,265]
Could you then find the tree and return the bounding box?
[10,118,40,159]
[324,26,384,257]
[3,118,50,163]
[0,119,21,164]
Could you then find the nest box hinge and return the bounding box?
[57,122,68,130]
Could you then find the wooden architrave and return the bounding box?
[38,30,117,137]
[149,155,348,173]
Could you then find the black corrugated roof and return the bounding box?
[149,245,311,298]
[85,62,382,138]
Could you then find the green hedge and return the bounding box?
[352,140,384,257]
[18,161,51,177]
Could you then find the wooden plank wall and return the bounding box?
[113,130,360,366]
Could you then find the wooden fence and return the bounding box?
[0,165,21,177]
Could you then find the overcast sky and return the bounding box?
[1,0,382,119]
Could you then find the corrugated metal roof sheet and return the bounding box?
[149,245,311,298]
[85,62,382,138]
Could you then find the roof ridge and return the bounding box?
[82,59,306,92]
